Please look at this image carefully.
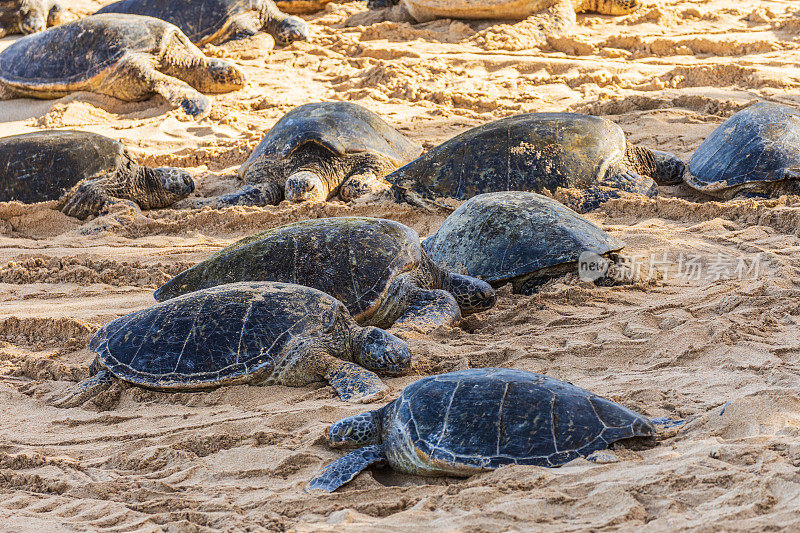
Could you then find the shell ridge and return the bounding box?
[172,292,212,373]
[235,297,257,366]
[495,382,509,457]
[433,380,460,449]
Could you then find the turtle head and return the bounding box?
[443,272,496,315]
[18,5,46,34]
[328,409,383,448]
[152,167,195,207]
[197,58,246,94]
[651,150,686,186]
[354,327,411,376]
[285,171,327,203]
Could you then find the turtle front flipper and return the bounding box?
[442,272,496,315]
[58,178,123,219]
[566,168,658,213]
[277,336,388,402]
[308,444,386,492]
[259,0,309,45]
[340,172,390,202]
[212,182,284,206]
[325,361,388,403]
[393,288,461,334]
[51,369,113,408]
[151,73,212,119]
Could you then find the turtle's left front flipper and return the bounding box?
[308,444,386,492]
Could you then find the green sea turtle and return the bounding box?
[96,0,307,46]
[366,0,638,32]
[0,130,194,219]
[216,102,422,206]
[52,282,411,407]
[0,14,246,119]
[388,112,685,213]
[423,192,624,294]
[309,367,656,491]
[0,0,70,37]
[153,217,496,333]
[685,103,800,200]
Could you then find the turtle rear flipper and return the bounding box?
[308,444,386,492]
[51,370,113,408]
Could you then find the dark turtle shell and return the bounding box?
[686,103,800,193]
[97,0,260,44]
[92,282,348,389]
[385,368,654,471]
[154,217,421,323]
[239,102,422,178]
[387,112,627,201]
[422,192,624,286]
[0,130,129,204]
[0,14,173,87]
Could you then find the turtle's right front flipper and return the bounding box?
[51,370,113,408]
[308,444,386,492]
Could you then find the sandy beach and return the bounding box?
[1,0,800,530]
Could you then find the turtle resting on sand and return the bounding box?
[0,0,70,37]
[0,130,194,219]
[685,103,800,200]
[388,112,685,213]
[423,192,625,294]
[52,282,411,407]
[0,14,246,119]
[154,217,495,333]
[97,0,307,46]
[365,0,638,33]
[308,367,656,491]
[216,102,422,206]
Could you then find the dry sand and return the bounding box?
[2,0,800,530]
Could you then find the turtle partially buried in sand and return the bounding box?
[154,217,496,333]
[0,14,245,119]
[0,0,70,37]
[0,130,194,219]
[388,112,685,213]
[423,192,625,294]
[685,103,800,200]
[215,102,422,206]
[97,0,308,46]
[53,282,411,407]
[309,368,656,491]
[363,0,638,37]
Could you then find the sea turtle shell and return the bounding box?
[91,282,349,389]
[154,217,421,323]
[239,102,423,179]
[686,103,800,196]
[0,130,130,204]
[384,368,654,472]
[0,14,179,92]
[387,112,628,201]
[97,0,271,45]
[422,192,624,287]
